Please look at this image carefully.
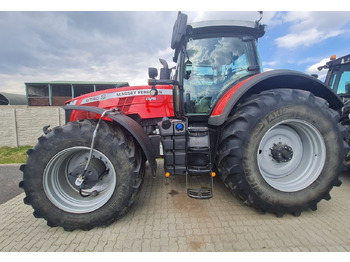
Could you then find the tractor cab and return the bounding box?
[177,19,265,115]
[149,12,266,118]
[319,54,350,97]
[148,12,267,197]
[319,54,350,129]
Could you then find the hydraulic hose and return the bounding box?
[75,108,116,197]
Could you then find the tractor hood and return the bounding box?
[65,85,175,121]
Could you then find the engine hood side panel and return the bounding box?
[66,85,175,120]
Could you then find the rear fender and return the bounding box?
[209,69,343,126]
[63,105,157,177]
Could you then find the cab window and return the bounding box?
[336,70,350,95]
[182,37,259,115]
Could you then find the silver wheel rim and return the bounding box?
[257,119,326,192]
[43,146,116,213]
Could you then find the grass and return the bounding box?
[0,146,33,164]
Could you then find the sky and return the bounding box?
[1,3,350,94]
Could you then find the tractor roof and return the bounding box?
[171,12,266,62]
[318,54,350,71]
[326,54,350,68]
[188,20,266,39]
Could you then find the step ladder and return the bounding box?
[186,172,214,199]
[185,126,214,199]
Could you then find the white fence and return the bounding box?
[0,106,65,147]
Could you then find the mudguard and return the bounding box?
[209,69,343,126]
[63,105,157,177]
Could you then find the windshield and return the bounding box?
[182,37,259,114]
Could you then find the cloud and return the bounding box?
[275,28,345,49]
[0,11,178,94]
[262,60,279,67]
[187,11,273,24]
[2,11,348,96]
[0,11,278,94]
[273,11,350,49]
[305,58,331,80]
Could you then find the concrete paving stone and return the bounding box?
[297,246,311,252]
[113,237,125,250]
[1,160,350,252]
[168,222,176,231]
[71,231,87,245]
[335,245,347,252]
[104,241,116,252]
[58,243,71,252]
[248,240,261,250]
[60,243,77,252]
[111,245,122,252]
[140,238,152,251]
[149,238,161,252]
[213,242,225,252]
[159,236,169,247]
[73,242,89,252]
[184,228,194,236]
[192,228,201,236]
[160,230,169,239]
[175,229,185,237]
[159,223,168,231]
[62,231,78,245]
[215,227,226,235]
[85,241,99,252]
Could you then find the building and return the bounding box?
[25,81,129,106]
[0,92,27,105]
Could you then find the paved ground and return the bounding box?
[1,160,350,252]
[0,164,23,204]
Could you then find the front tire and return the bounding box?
[216,89,345,216]
[20,119,145,231]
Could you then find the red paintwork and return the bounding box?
[66,75,260,122]
[65,85,175,122]
[211,75,258,116]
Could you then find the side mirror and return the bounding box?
[148,67,158,79]
[171,12,188,50]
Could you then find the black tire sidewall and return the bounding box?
[242,97,342,209]
[24,120,140,229]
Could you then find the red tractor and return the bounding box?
[20,12,347,231]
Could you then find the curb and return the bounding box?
[0,163,23,167]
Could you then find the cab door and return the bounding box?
[181,36,261,118]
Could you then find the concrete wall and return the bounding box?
[0,106,65,147]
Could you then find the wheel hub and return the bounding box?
[68,158,107,190]
[257,120,326,192]
[43,146,117,213]
[270,143,293,163]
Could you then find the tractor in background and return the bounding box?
[318,54,350,145]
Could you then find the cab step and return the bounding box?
[186,126,213,199]
[185,172,214,199]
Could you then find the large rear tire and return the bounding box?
[216,89,345,216]
[20,119,145,231]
